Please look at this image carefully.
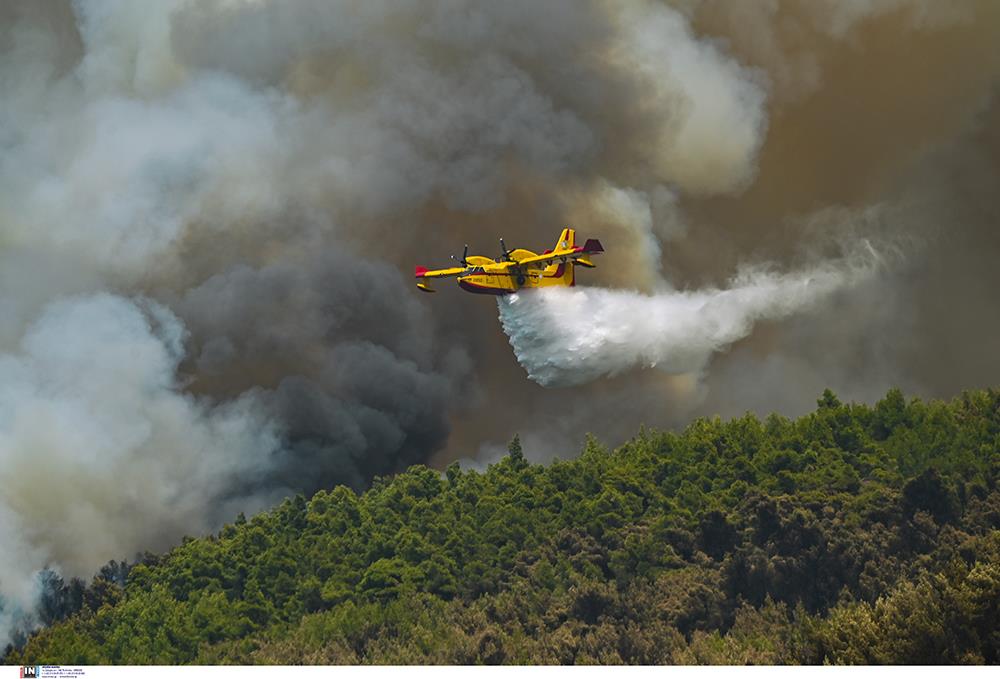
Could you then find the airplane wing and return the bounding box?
[414,265,466,292]
[513,238,604,267]
[415,265,465,279]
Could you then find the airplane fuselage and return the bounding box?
[455,254,575,295]
[415,228,602,294]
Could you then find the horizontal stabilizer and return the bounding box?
[582,238,604,254]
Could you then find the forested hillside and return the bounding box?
[7,388,1000,664]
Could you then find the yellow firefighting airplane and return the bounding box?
[415,228,604,295]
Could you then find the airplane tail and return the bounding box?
[543,228,578,286]
[554,228,575,252]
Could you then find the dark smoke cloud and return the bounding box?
[1,0,999,646]
[169,251,467,493]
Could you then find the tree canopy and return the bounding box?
[7,388,1000,664]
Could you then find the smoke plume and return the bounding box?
[1,0,1000,648]
[0,293,282,644]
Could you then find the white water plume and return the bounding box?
[499,243,883,387]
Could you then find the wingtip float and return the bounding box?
[414,228,604,295]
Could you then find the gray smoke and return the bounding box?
[169,251,466,493]
[0,293,281,644]
[1,0,999,648]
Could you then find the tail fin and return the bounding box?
[554,227,575,252]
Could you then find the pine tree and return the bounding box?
[507,434,526,468]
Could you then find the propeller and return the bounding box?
[450,244,469,266]
[500,237,512,261]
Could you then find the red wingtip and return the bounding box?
[415,265,428,278]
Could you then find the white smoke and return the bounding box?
[610,0,768,194]
[0,293,281,639]
[499,243,883,387]
[2,0,997,651]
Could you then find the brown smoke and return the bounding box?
[1,0,999,643]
